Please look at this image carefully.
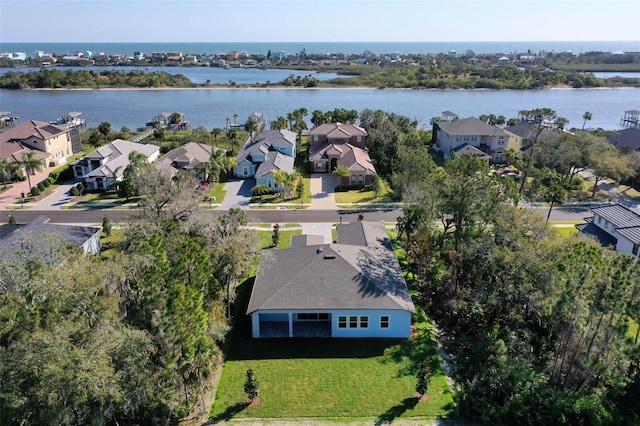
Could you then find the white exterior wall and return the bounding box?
[616,237,636,257]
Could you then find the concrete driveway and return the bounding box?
[309,173,339,210]
[219,179,254,210]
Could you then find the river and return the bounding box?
[1,86,638,131]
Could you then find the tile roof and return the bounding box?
[0,120,69,162]
[247,222,415,314]
[310,123,367,137]
[309,142,376,174]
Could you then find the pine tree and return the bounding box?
[244,369,259,401]
[416,361,432,397]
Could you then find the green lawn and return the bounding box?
[206,183,227,204]
[250,178,312,206]
[258,229,302,249]
[334,180,393,204]
[211,324,453,422]
[211,275,454,423]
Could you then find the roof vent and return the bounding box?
[317,247,324,253]
[324,254,336,260]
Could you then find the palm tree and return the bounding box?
[244,119,258,141]
[251,184,270,201]
[207,148,227,184]
[0,158,17,189]
[20,152,44,193]
[211,128,222,142]
[225,117,231,133]
[233,113,239,129]
[582,111,593,130]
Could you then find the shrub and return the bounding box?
[46,177,55,185]
[76,182,84,192]
[30,186,40,196]
[70,186,79,196]
[42,179,51,188]
[37,182,45,192]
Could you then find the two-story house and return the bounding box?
[308,123,376,186]
[71,139,160,191]
[234,129,296,191]
[0,120,82,178]
[577,203,640,258]
[433,117,522,163]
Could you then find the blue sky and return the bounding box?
[1,0,639,43]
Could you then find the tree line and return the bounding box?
[0,168,259,424]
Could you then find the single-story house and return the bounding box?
[72,139,160,191]
[577,203,640,258]
[154,142,215,183]
[247,222,416,338]
[0,215,101,256]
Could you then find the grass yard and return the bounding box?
[211,326,454,422]
[334,180,394,204]
[258,229,302,249]
[250,178,312,206]
[206,183,227,205]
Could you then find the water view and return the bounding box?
[1,87,637,131]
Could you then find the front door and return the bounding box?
[330,158,338,172]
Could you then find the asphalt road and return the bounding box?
[0,206,592,226]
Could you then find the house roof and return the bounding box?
[452,143,492,159]
[255,151,294,178]
[79,139,159,179]
[437,117,512,137]
[504,123,557,142]
[0,120,69,161]
[310,123,368,138]
[309,142,376,175]
[591,203,640,244]
[0,215,100,253]
[608,128,640,152]
[154,142,214,176]
[236,129,295,163]
[247,222,415,314]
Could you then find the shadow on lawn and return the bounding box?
[206,402,247,424]
[375,397,419,425]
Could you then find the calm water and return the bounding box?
[1,87,637,131]
[2,41,639,56]
[0,66,344,85]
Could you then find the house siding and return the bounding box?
[251,309,411,338]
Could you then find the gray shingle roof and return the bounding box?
[255,151,294,178]
[81,139,159,179]
[247,222,415,314]
[437,117,509,137]
[154,142,213,176]
[608,128,640,152]
[591,203,640,244]
[236,129,295,163]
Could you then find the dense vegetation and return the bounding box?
[0,68,193,89]
[0,166,260,424]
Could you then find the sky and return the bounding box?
[1,0,639,43]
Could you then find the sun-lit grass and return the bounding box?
[258,229,302,249]
[334,180,394,204]
[99,228,126,258]
[554,227,578,237]
[211,228,455,423]
[206,183,227,204]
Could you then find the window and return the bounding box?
[360,316,368,328]
[350,175,356,184]
[358,175,364,184]
[380,316,389,328]
[298,313,329,321]
[243,167,248,175]
[598,216,602,224]
[633,243,639,256]
[338,316,347,328]
[357,136,362,143]
[498,137,505,145]
[313,135,318,142]
[349,316,358,328]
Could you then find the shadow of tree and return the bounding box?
[207,402,248,424]
[375,397,419,425]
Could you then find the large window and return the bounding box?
[358,175,364,184]
[633,243,640,256]
[349,316,358,328]
[498,137,505,145]
[380,316,390,329]
[360,316,369,328]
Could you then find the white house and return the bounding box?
[72,139,160,191]
[247,222,416,338]
[577,203,640,258]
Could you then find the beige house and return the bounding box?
[308,123,376,186]
[432,117,522,163]
[0,119,81,178]
[154,142,215,183]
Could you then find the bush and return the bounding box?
[42,179,51,188]
[76,182,84,192]
[30,186,40,196]
[37,182,45,192]
[46,177,55,186]
[70,186,79,196]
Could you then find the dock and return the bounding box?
[621,110,639,128]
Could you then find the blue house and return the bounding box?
[234,129,296,188]
[247,222,416,338]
